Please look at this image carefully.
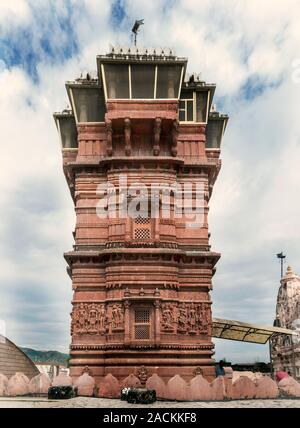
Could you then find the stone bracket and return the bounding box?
[153,117,162,156]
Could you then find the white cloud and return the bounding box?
[0,1,31,29]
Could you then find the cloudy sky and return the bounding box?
[0,0,300,363]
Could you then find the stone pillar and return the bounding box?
[154,300,161,346]
[124,118,131,156]
[124,300,131,346]
[153,117,161,156]
[106,119,113,156]
[171,119,179,157]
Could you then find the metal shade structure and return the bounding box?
[53,111,78,149]
[66,82,106,123]
[97,50,187,101]
[212,318,294,344]
[206,112,229,149]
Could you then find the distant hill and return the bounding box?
[21,347,69,366]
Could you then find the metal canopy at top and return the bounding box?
[212,318,294,344]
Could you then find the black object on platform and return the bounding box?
[121,387,156,404]
[48,386,78,400]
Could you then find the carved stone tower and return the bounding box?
[272,266,300,380]
[54,47,228,383]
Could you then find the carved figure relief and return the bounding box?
[89,303,98,333]
[136,366,149,385]
[178,303,188,332]
[161,303,175,332]
[193,366,203,377]
[99,305,107,330]
[188,303,197,333]
[82,366,93,376]
[160,302,211,335]
[110,303,124,330]
[71,303,107,335]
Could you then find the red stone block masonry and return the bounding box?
[54,47,228,384]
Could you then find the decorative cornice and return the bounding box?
[70,343,213,351]
[64,249,220,269]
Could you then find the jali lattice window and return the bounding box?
[134,308,151,340]
[133,216,151,241]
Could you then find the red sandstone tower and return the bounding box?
[54,46,228,383]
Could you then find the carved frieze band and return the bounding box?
[70,343,213,351]
[71,302,124,335]
[71,300,211,337]
[161,302,211,335]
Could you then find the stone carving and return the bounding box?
[99,304,107,331]
[153,117,161,156]
[171,119,179,157]
[124,118,131,156]
[73,303,87,333]
[106,119,113,156]
[188,303,211,335]
[124,299,130,309]
[178,303,188,332]
[89,303,98,332]
[161,303,175,332]
[193,366,203,377]
[111,304,124,330]
[82,366,93,376]
[160,302,211,335]
[188,303,197,333]
[136,366,149,385]
[72,303,107,335]
[201,304,211,335]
